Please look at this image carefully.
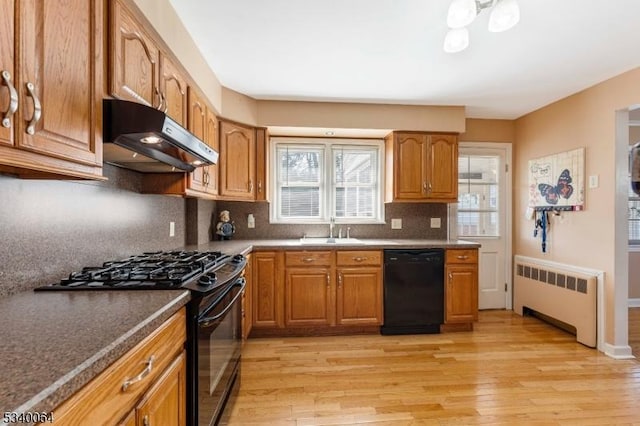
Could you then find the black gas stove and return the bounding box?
[35,250,246,294]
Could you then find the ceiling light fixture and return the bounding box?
[444,0,520,53]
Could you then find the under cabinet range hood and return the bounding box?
[103,99,218,173]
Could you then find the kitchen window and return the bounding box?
[270,138,384,224]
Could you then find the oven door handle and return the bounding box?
[198,279,246,327]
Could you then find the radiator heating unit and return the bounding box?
[513,255,603,348]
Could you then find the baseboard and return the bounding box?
[602,342,635,359]
[629,298,640,308]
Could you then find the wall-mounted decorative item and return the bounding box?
[528,147,585,211]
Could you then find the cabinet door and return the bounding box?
[394,133,427,200]
[219,120,256,200]
[445,265,478,323]
[285,267,333,327]
[110,0,160,107]
[0,0,15,147]
[17,0,103,166]
[255,127,268,201]
[336,267,383,326]
[160,55,187,127]
[187,87,207,193]
[205,108,219,196]
[426,134,458,200]
[253,252,284,328]
[136,352,187,426]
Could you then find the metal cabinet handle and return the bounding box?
[248,180,253,192]
[449,273,453,281]
[353,257,367,262]
[159,91,167,113]
[143,415,150,426]
[302,257,315,263]
[422,181,427,193]
[1,71,18,128]
[326,273,330,287]
[122,355,155,391]
[25,82,41,135]
[204,170,210,186]
[457,255,469,260]
[257,180,262,193]
[154,87,162,110]
[338,272,343,287]
[428,182,432,193]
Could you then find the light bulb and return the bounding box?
[488,0,520,32]
[447,0,478,29]
[443,27,469,53]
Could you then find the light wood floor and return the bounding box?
[630,307,640,358]
[226,310,640,425]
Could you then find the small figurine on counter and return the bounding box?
[215,210,236,240]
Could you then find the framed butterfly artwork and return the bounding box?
[528,147,585,211]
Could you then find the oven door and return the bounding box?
[196,277,245,426]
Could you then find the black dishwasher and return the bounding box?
[381,249,445,335]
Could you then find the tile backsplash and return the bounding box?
[0,165,207,296]
[214,201,448,240]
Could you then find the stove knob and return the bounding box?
[208,272,217,282]
[197,276,210,286]
[233,255,244,263]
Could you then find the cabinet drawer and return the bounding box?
[446,249,478,264]
[52,309,187,425]
[285,251,332,266]
[336,250,382,266]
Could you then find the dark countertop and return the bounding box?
[0,289,190,418]
[1,238,476,421]
[186,238,481,253]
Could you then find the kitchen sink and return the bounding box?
[299,237,365,245]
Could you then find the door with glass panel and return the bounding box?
[452,144,511,310]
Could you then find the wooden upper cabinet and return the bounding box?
[0,0,15,147]
[255,127,268,201]
[386,132,458,202]
[205,108,219,195]
[426,134,458,200]
[394,133,428,199]
[0,0,103,179]
[110,0,160,107]
[219,119,256,201]
[187,87,207,193]
[160,55,188,127]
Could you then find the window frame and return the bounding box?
[270,137,385,224]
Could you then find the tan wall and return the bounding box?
[132,0,223,113]
[460,119,515,143]
[257,101,466,133]
[514,66,640,344]
[221,88,259,125]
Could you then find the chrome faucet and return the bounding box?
[329,216,335,239]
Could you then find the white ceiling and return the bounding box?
[169,0,640,120]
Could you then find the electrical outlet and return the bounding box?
[430,217,441,228]
[247,214,255,229]
[169,221,175,237]
[391,218,402,229]
[589,175,599,188]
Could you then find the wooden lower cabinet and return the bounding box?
[285,267,333,327]
[252,251,284,329]
[444,249,479,325]
[46,309,187,426]
[121,352,187,426]
[336,267,383,326]
[252,249,382,335]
